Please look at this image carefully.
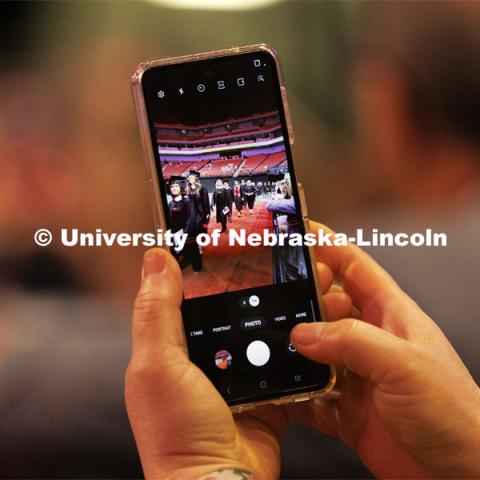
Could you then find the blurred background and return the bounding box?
[0,0,479,478]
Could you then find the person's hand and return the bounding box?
[125,249,288,479]
[125,247,345,479]
[290,222,480,479]
[126,226,480,479]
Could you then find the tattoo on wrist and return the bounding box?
[198,468,254,480]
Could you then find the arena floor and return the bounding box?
[183,198,274,298]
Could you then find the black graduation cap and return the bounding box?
[268,172,285,182]
[168,175,187,191]
[187,169,201,178]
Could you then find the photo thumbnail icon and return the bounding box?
[215,349,233,370]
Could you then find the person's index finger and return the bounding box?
[309,221,404,315]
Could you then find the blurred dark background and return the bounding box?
[0,1,479,478]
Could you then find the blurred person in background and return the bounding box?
[0,34,153,478]
[346,0,480,382]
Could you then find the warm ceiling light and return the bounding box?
[146,0,283,11]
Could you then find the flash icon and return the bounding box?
[179,87,184,95]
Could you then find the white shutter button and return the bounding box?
[246,340,270,367]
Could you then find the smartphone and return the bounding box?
[131,44,335,412]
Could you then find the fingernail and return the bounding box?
[143,249,166,277]
[291,323,323,346]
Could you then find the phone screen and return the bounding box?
[141,49,331,406]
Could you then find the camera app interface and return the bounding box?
[142,51,330,405]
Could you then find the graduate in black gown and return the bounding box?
[233,179,243,217]
[168,176,202,272]
[211,178,228,233]
[168,177,191,236]
[243,178,257,213]
[222,180,234,223]
[240,179,246,207]
[186,170,210,234]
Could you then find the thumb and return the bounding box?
[291,319,411,384]
[131,248,185,362]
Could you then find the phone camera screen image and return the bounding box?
[140,49,331,407]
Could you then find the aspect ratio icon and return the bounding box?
[239,294,260,308]
[197,83,206,93]
[217,80,225,90]
[249,295,260,307]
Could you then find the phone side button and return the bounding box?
[297,182,309,220]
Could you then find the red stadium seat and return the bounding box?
[254,152,286,172]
